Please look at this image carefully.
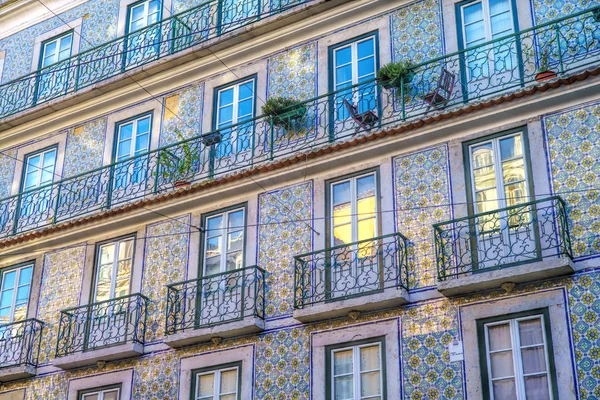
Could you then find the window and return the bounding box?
[93,237,134,303]
[127,0,161,33]
[202,207,245,276]
[78,384,121,400]
[126,0,162,66]
[39,31,73,69]
[19,147,58,220]
[37,31,74,100]
[330,34,377,120]
[0,263,33,325]
[113,114,152,189]
[326,338,385,400]
[213,78,255,158]
[478,310,557,400]
[192,362,241,400]
[220,0,259,33]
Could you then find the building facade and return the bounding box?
[0,0,598,399]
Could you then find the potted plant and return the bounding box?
[262,96,307,130]
[535,47,557,82]
[158,132,200,188]
[201,131,221,146]
[377,60,415,91]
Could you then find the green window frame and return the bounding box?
[78,383,122,400]
[325,336,387,400]
[190,361,242,400]
[90,234,136,304]
[477,308,559,400]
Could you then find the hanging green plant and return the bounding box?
[158,130,200,187]
[377,60,415,90]
[262,96,307,131]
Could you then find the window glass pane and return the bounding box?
[502,159,525,184]
[2,271,16,290]
[357,218,376,243]
[472,143,494,168]
[15,286,29,303]
[465,21,485,44]
[357,175,375,199]
[82,394,99,400]
[228,231,243,252]
[521,346,547,374]
[463,3,483,24]
[118,240,134,260]
[218,106,233,125]
[206,237,222,258]
[226,252,242,271]
[0,290,14,308]
[504,181,526,205]
[335,46,352,67]
[119,123,133,140]
[42,150,56,168]
[500,136,522,160]
[492,379,517,399]
[357,39,374,59]
[475,188,498,212]
[239,82,254,100]
[228,211,244,229]
[220,395,236,400]
[524,375,550,400]
[333,224,352,247]
[18,267,32,286]
[518,318,544,346]
[220,369,238,392]
[489,0,510,14]
[333,349,353,375]
[357,58,374,79]
[360,345,380,371]
[357,197,376,219]
[219,88,234,106]
[207,216,224,233]
[103,390,120,400]
[205,257,221,276]
[360,371,381,397]
[333,182,350,205]
[197,373,215,397]
[488,323,511,350]
[490,351,514,378]
[334,203,351,227]
[135,133,149,153]
[335,65,352,86]
[334,375,354,400]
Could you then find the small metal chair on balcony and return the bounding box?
[343,98,379,134]
[423,68,456,113]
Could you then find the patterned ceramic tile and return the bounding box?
[160,83,204,146]
[0,149,17,199]
[258,182,313,318]
[132,352,179,400]
[390,0,444,65]
[393,145,452,289]
[0,0,120,84]
[267,42,317,102]
[531,0,593,24]
[543,101,600,259]
[142,215,191,343]
[62,117,107,178]
[36,245,86,365]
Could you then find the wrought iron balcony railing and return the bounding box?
[165,266,265,335]
[0,319,44,370]
[0,0,311,120]
[434,196,573,281]
[0,8,597,242]
[293,233,409,309]
[55,293,148,357]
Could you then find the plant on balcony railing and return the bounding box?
[261,96,308,131]
[158,131,201,188]
[434,196,573,281]
[293,233,409,309]
[0,0,312,120]
[0,8,598,242]
[55,294,148,357]
[0,319,44,369]
[165,266,265,335]
[376,60,416,90]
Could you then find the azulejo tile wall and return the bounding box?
[393,145,452,289]
[62,117,108,178]
[0,149,17,199]
[36,245,87,365]
[390,0,444,65]
[267,42,317,102]
[543,101,600,259]
[160,83,205,146]
[530,0,593,24]
[258,182,313,318]
[0,0,120,84]
[142,215,191,343]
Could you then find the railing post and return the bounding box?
[240,268,246,319]
[53,181,62,224]
[400,80,406,121]
[269,120,275,161]
[554,24,565,74]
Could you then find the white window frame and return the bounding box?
[80,386,121,400]
[22,147,57,191]
[330,341,384,400]
[215,79,255,155]
[40,31,74,69]
[332,36,376,91]
[460,0,515,46]
[483,314,554,400]
[0,263,33,325]
[93,237,134,303]
[193,364,240,400]
[127,0,162,34]
[114,114,152,163]
[203,207,245,276]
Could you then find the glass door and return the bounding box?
[18,148,57,231]
[220,0,260,34]
[37,32,73,101]
[125,0,162,68]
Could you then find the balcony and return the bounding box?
[0,8,598,243]
[53,294,148,369]
[164,266,265,348]
[293,233,409,322]
[0,0,315,121]
[434,197,574,296]
[0,319,43,382]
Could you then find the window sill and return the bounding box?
[0,364,36,382]
[164,315,264,348]
[53,342,143,370]
[437,257,575,296]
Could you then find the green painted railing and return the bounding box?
[0,8,598,241]
[293,233,409,308]
[0,319,44,369]
[0,0,310,120]
[434,196,573,280]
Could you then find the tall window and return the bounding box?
[203,207,245,276]
[40,32,73,69]
[78,384,121,400]
[113,114,152,189]
[327,339,385,400]
[128,0,161,33]
[192,363,241,400]
[19,147,57,220]
[479,312,556,400]
[93,237,134,303]
[37,31,74,100]
[220,0,259,33]
[0,264,33,325]
[214,79,255,158]
[331,35,377,120]
[126,0,162,65]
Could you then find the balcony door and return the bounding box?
[18,147,58,231]
[468,132,536,269]
[219,0,260,34]
[37,31,74,102]
[329,172,379,299]
[0,264,33,367]
[200,208,245,325]
[87,237,134,350]
[458,0,520,99]
[125,0,162,68]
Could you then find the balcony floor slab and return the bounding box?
[164,316,265,348]
[437,257,575,297]
[53,342,144,370]
[0,364,36,382]
[293,287,409,323]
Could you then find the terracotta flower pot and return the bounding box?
[174,180,191,188]
[535,70,557,82]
